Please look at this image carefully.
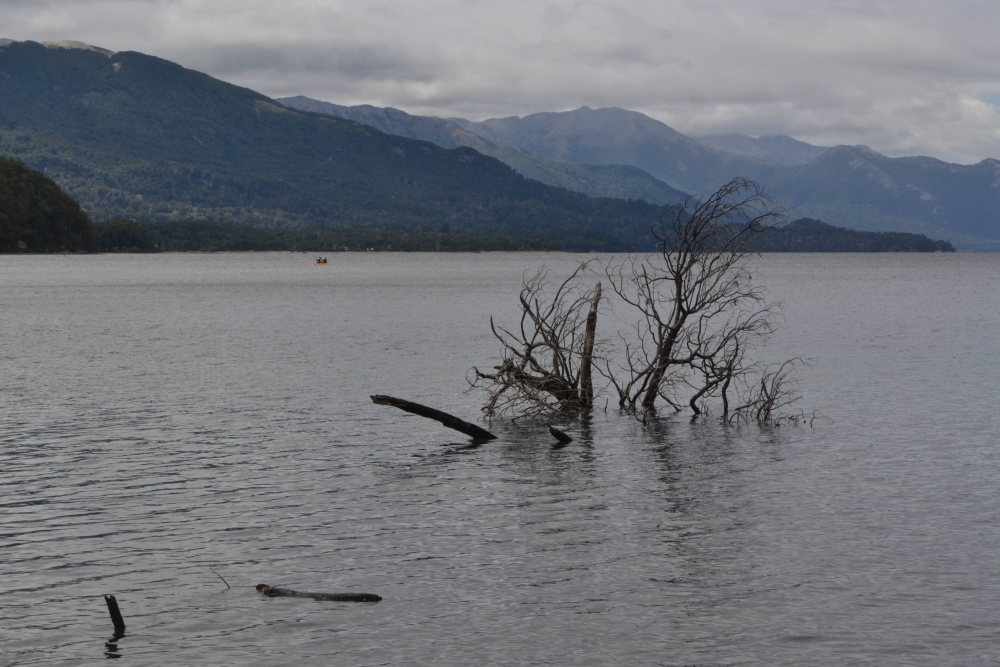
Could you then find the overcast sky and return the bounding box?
[4,0,1000,163]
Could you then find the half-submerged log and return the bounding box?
[371,395,497,440]
[104,595,126,637]
[256,584,381,603]
[548,425,573,444]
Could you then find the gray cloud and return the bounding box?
[4,0,1000,163]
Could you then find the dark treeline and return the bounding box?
[756,218,955,252]
[94,219,561,253]
[3,204,960,254]
[91,217,956,254]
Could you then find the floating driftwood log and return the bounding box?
[256,584,381,603]
[371,395,497,440]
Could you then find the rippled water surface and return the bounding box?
[1,252,999,666]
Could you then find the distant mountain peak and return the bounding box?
[815,144,881,161]
[847,144,883,158]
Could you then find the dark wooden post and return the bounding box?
[579,282,601,408]
[104,595,126,637]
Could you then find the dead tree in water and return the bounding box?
[469,263,603,417]
[470,179,802,425]
[604,177,800,423]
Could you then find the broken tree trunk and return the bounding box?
[104,595,126,638]
[579,282,601,409]
[371,395,497,440]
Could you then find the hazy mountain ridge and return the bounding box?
[466,108,1000,247]
[278,96,689,206]
[278,100,999,247]
[278,97,492,151]
[697,134,829,166]
[0,40,668,251]
[280,98,747,200]
[451,106,768,196]
[765,146,1000,248]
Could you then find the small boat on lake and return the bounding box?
[314,257,329,265]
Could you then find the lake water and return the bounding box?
[1,252,998,666]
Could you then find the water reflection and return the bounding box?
[103,634,123,660]
[102,595,126,659]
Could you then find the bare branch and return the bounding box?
[603,178,796,421]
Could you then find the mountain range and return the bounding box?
[696,134,829,167]
[0,39,992,250]
[280,99,1000,249]
[279,97,689,207]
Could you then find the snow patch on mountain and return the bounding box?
[42,40,116,57]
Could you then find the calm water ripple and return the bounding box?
[1,252,998,666]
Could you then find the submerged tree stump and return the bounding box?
[371,395,497,440]
[548,425,573,444]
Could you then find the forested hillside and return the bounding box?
[757,218,954,252]
[0,40,664,251]
[0,155,93,252]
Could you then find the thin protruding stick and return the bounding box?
[211,568,231,590]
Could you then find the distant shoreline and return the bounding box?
[83,218,955,254]
[2,218,962,255]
